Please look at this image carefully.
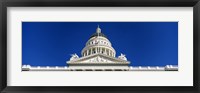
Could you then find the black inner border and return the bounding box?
[0,0,199,93]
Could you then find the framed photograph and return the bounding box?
[0,0,199,93]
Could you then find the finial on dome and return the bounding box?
[96,25,101,33]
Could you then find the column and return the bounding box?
[90,48,92,55]
[88,49,90,55]
[87,50,89,56]
[108,50,110,56]
[103,48,105,54]
[99,47,102,53]
[95,47,97,54]
[106,49,109,55]
[97,47,99,53]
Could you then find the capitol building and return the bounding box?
[22,26,178,71]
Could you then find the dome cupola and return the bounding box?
[90,25,107,39]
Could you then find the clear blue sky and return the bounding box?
[22,22,178,66]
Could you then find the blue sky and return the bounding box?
[22,22,178,66]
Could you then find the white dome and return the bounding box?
[81,26,116,57]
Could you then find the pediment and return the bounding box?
[67,54,130,64]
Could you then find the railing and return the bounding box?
[22,65,178,71]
